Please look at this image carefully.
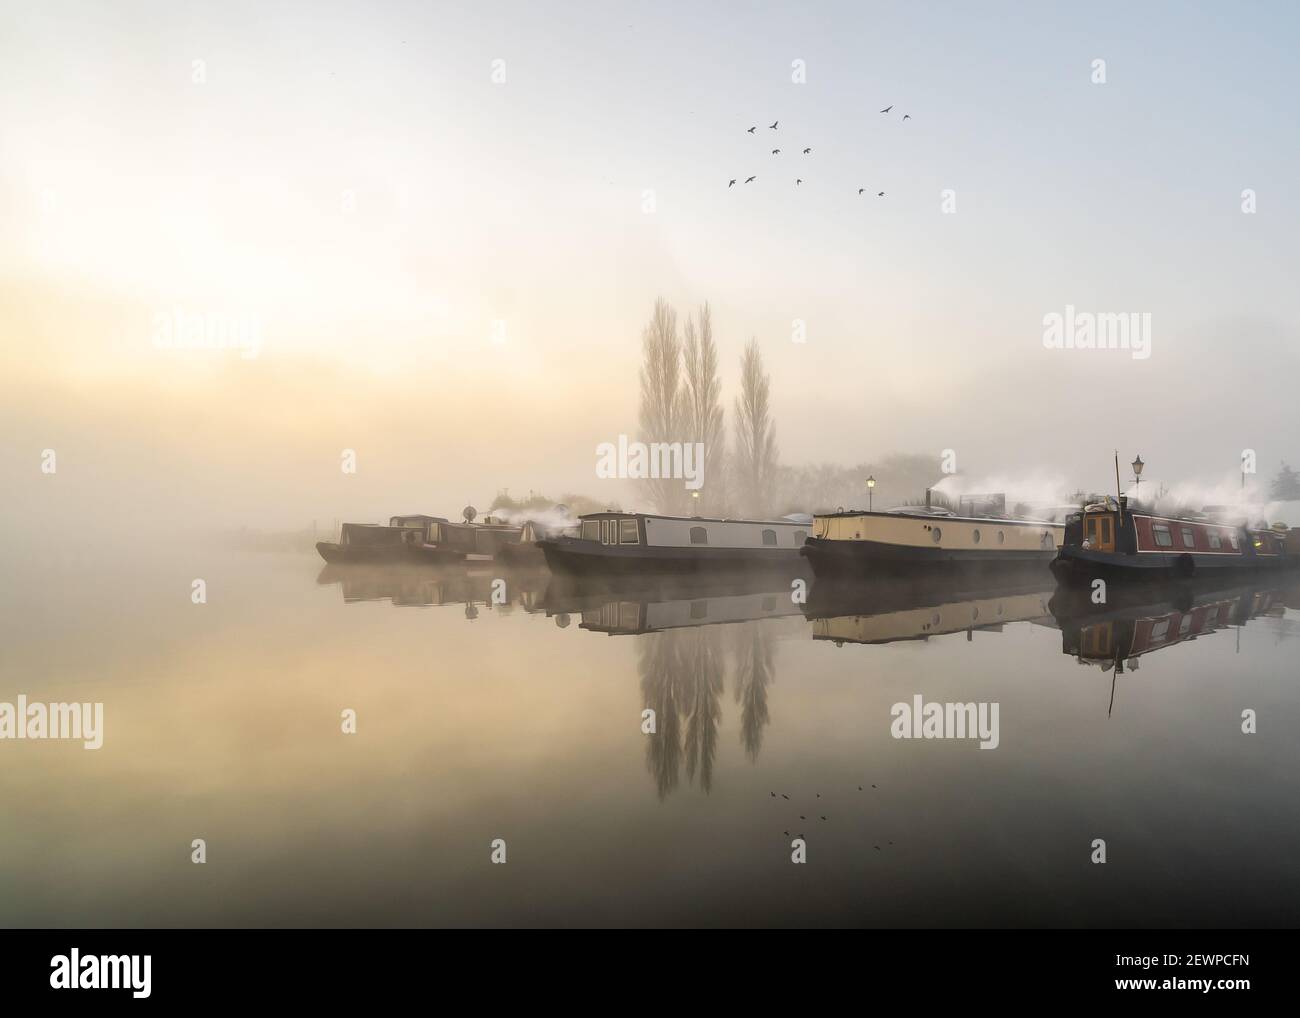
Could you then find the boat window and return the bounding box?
[761,529,777,546]
[690,600,708,619]
[581,521,600,542]
[793,530,807,544]
[1208,531,1222,550]
[1228,533,1240,550]
[619,519,639,544]
[1178,615,1193,636]
[1180,527,1195,548]
[1150,619,1171,642]
[931,527,942,543]
[972,529,981,543]
[997,531,1005,544]
[1152,524,1173,548]
[690,526,708,545]
[1100,518,1112,545]
[1042,531,1054,548]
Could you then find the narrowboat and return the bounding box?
[315,513,522,565]
[536,511,812,576]
[800,492,1064,580]
[1050,498,1295,583]
[315,520,443,565]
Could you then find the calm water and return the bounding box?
[3,538,1299,928]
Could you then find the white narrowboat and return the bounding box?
[537,511,811,576]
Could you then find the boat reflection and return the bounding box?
[1049,579,1294,669]
[316,563,549,614]
[541,573,803,636]
[804,576,1056,647]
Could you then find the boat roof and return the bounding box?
[577,511,808,526]
[815,508,1061,527]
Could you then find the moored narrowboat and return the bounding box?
[801,493,1064,580]
[315,513,523,566]
[1050,498,1295,584]
[537,511,811,576]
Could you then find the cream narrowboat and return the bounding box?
[537,511,811,576]
[801,495,1063,579]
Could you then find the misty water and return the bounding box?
[3,540,1299,928]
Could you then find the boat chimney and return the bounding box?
[925,488,932,509]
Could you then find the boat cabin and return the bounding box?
[571,511,810,550]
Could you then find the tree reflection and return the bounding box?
[637,621,775,797]
[732,621,775,762]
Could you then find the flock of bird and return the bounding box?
[771,782,895,850]
[728,106,910,195]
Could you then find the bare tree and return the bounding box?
[681,303,727,515]
[637,298,686,514]
[733,338,779,518]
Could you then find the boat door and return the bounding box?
[1083,511,1116,552]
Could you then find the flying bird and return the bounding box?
[903,114,911,121]
[802,147,811,154]
[877,191,885,196]
[771,148,780,154]
[745,176,756,183]
[768,120,778,129]
[880,105,893,113]
[728,179,736,187]
[858,188,865,194]
[796,178,802,185]
[747,126,756,133]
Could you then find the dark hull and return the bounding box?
[315,541,467,566]
[801,536,1056,581]
[1050,545,1296,585]
[539,537,809,577]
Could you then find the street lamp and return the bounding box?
[691,489,701,516]
[1131,455,1144,499]
[866,475,876,513]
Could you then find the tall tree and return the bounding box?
[1270,462,1300,500]
[681,303,727,515]
[637,298,685,513]
[733,338,779,517]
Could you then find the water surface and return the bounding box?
[2,540,1298,927]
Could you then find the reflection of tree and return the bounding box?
[638,627,726,797]
[732,622,775,761]
[682,627,725,792]
[638,630,686,798]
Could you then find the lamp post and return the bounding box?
[691,489,701,517]
[866,475,876,513]
[1131,455,1144,500]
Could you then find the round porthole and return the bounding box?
[997,531,1005,544]
[972,529,981,544]
[931,527,942,543]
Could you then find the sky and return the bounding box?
[2,0,1299,528]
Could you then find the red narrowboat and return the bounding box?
[1051,496,1295,583]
